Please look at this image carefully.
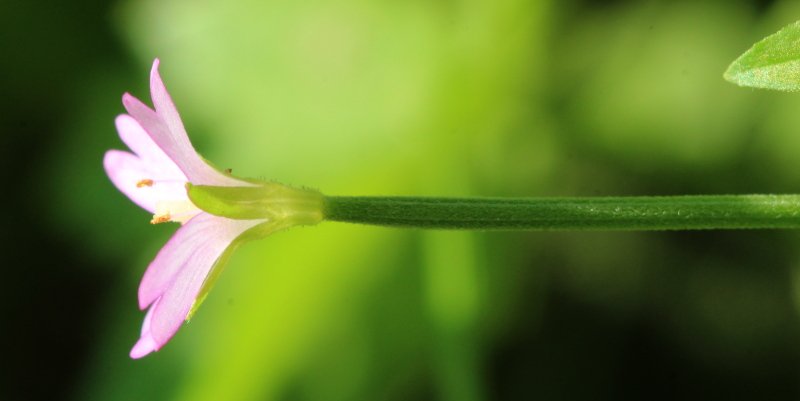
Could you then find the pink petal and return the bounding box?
[103,150,157,213]
[119,59,246,187]
[116,114,185,180]
[148,59,195,169]
[130,297,160,359]
[137,213,263,346]
[103,150,190,214]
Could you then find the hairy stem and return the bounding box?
[323,195,800,230]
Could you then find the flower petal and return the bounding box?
[103,150,157,213]
[148,59,196,169]
[137,213,263,346]
[103,150,190,214]
[130,297,160,359]
[116,114,185,180]
[119,59,246,187]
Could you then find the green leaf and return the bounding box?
[725,20,800,92]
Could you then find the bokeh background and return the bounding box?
[5,0,800,399]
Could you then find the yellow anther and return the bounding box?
[137,179,154,188]
[150,214,171,224]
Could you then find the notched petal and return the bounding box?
[104,150,158,213]
[144,59,251,187]
[115,114,185,180]
[130,298,161,359]
[103,150,192,215]
[136,213,263,345]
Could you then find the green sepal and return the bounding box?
[725,20,800,91]
[187,182,324,226]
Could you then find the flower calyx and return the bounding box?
[186,181,324,228]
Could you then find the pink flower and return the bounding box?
[103,59,265,358]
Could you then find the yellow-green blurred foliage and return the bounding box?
[31,0,800,399]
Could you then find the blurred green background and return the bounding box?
[5,0,800,399]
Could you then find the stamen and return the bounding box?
[137,179,154,188]
[150,214,171,224]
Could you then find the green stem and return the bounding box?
[323,194,800,230]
